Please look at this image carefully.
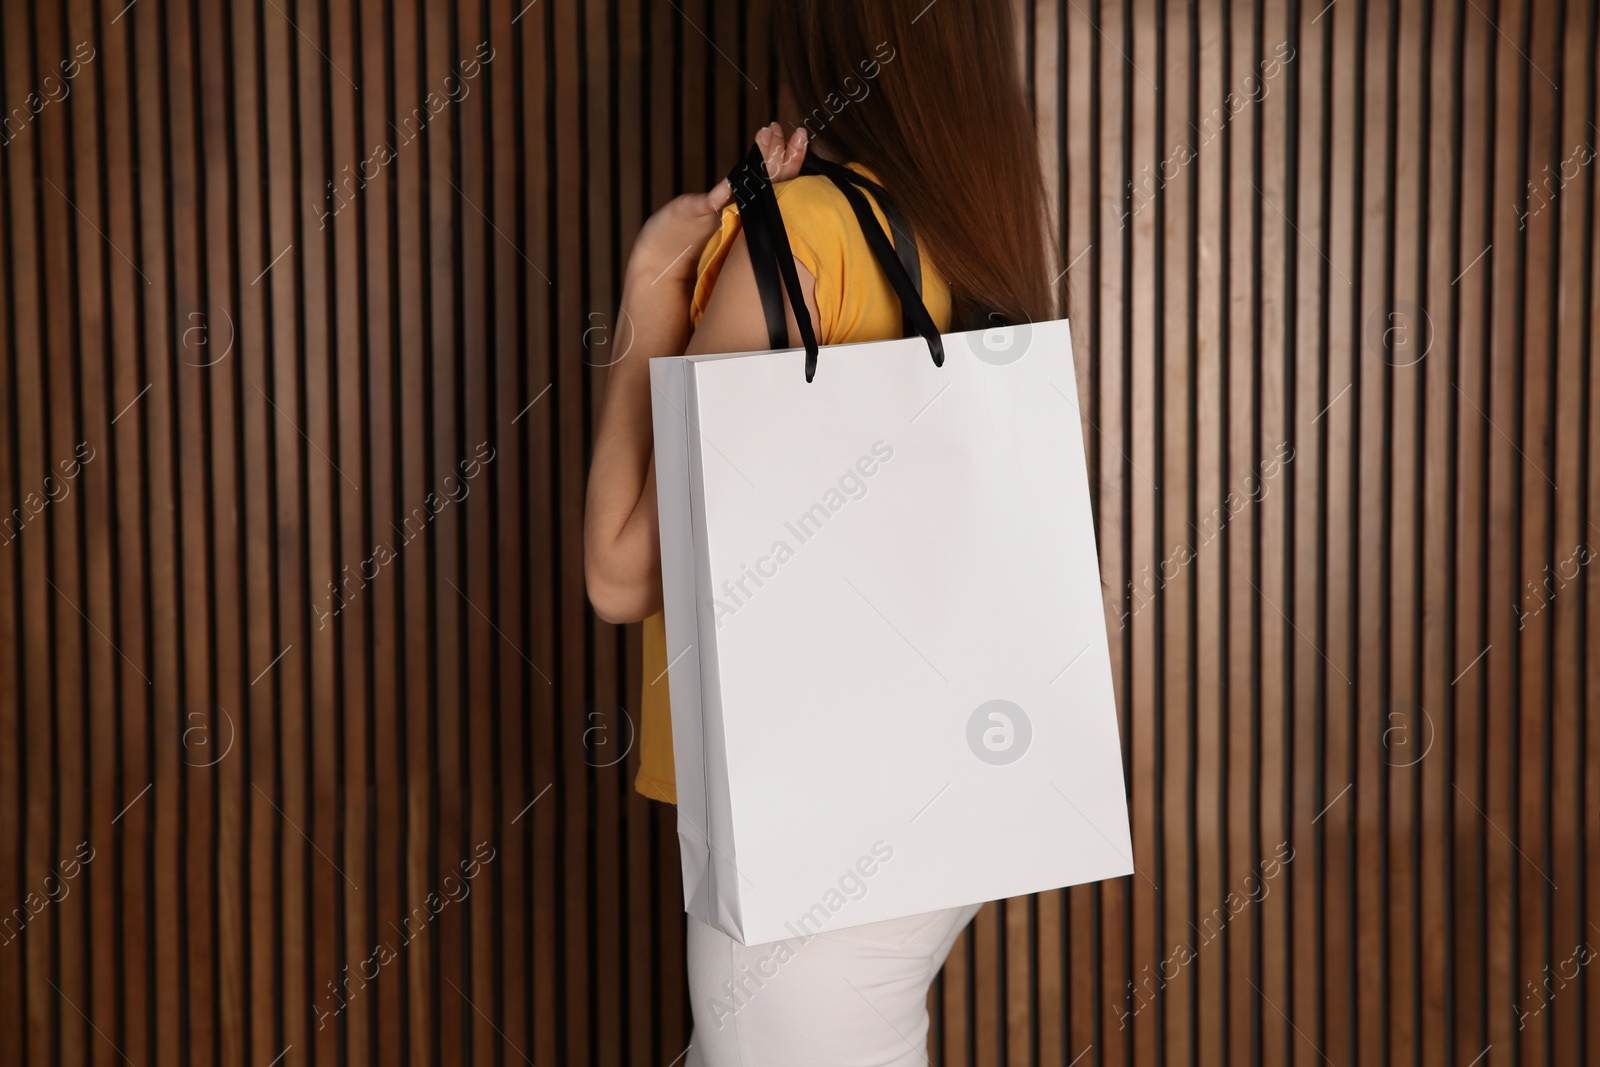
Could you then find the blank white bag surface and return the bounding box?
[651,319,1132,945]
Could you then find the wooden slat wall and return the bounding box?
[0,0,1593,1064]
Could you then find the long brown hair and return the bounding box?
[775,0,1055,328]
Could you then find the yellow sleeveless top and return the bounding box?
[634,164,954,804]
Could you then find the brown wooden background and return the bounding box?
[1,0,1596,1064]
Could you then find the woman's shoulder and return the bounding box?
[689,162,950,341]
[771,165,901,246]
[689,172,862,330]
[770,171,859,223]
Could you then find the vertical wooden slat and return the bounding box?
[165,0,215,1058]
[134,2,182,1063]
[234,2,281,1062]
[458,11,499,1067]
[1453,0,1495,1059]
[1584,1,1600,1052]
[1575,7,1599,1064]
[0,1,24,1055]
[10,7,52,1063]
[1417,0,1461,1063]
[1321,0,1361,1061]
[427,0,464,1059]
[553,0,588,1058]
[1150,0,1196,1053]
[1516,0,1559,1061]
[390,2,429,1060]
[581,0,624,1059]
[313,0,365,1062]
[42,1,90,1064]
[527,0,562,1058]
[362,0,403,1059]
[1187,0,1225,1061]
[1126,0,1159,1059]
[1390,0,1425,1056]
[1545,3,1591,1062]
[1098,0,1134,1058]
[1484,0,1530,1060]
[269,0,311,1055]
[190,0,249,1059]
[1287,0,1332,1063]
[58,4,117,1067]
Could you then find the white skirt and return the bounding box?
[685,902,982,1067]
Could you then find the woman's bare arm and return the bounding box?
[582,276,684,624]
[583,124,812,624]
[582,234,819,623]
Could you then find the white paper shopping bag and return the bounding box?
[650,318,1133,946]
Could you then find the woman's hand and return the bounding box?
[625,122,810,288]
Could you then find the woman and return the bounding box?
[583,1,1054,1062]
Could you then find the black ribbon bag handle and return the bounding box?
[725,142,943,382]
